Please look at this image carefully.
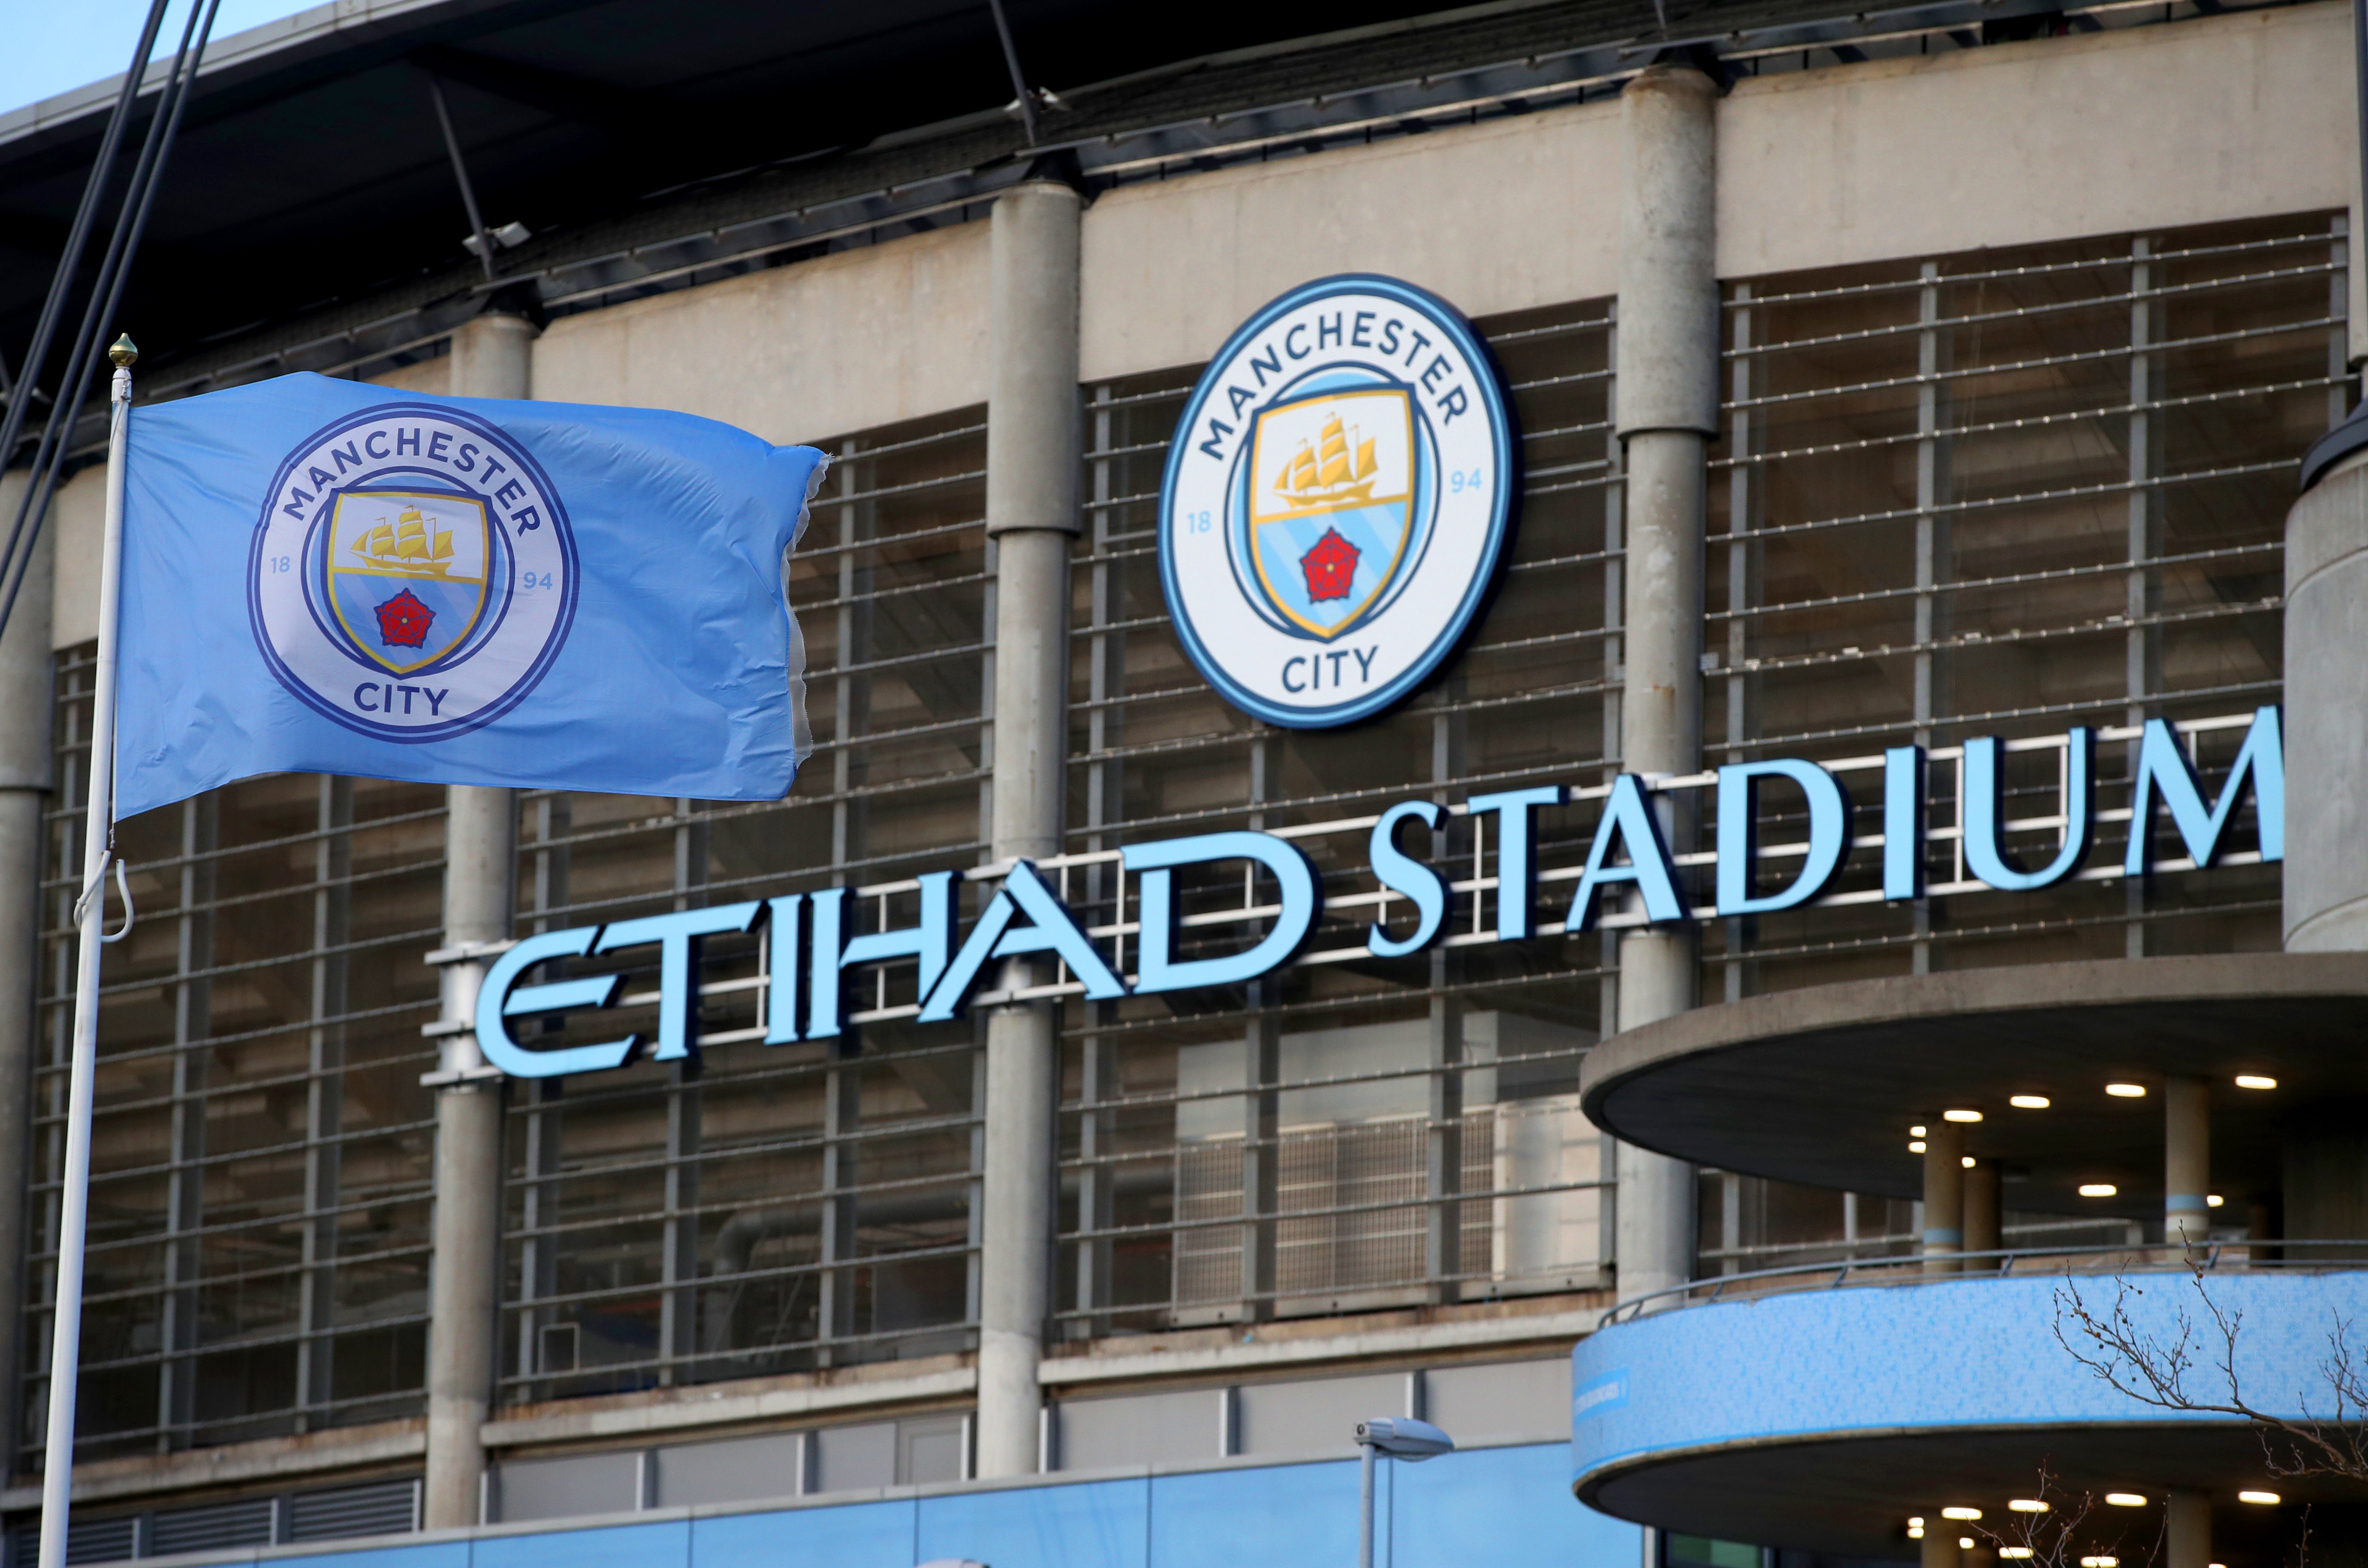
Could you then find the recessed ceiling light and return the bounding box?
[1960,1540,1975,1552]
[2080,1184,2118,1197]
[2001,1550,2034,1560]
[2010,1094,2050,1109]
[2007,1500,2048,1513]
[2235,1075,2277,1090]
[1907,1528,1925,1540]
[2239,1490,2281,1505]
[2106,1083,2146,1098]
[1961,1156,1976,1168]
[1942,1508,1982,1521]
[1910,1125,1928,1137]
[2082,1557,2120,1566]
[2105,1493,2147,1507]
[1944,1109,1983,1122]
[2208,1194,2225,1208]
[1908,1518,1925,1529]
[1910,1141,1927,1153]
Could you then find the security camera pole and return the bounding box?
[1354,1416,1455,1568]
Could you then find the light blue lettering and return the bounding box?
[2124,706,2283,874]
[806,871,961,1039]
[1963,729,2093,892]
[918,862,1124,1021]
[1715,759,1850,917]
[1125,832,1321,993]
[596,902,764,1062]
[477,927,634,1078]
[762,895,804,1043]
[1883,746,1923,901]
[1568,775,1685,929]
[1368,801,1447,958]
[1465,786,1562,941]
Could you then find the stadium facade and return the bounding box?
[0,0,2361,1564]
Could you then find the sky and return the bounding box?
[0,0,318,120]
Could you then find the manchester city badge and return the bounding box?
[248,404,578,742]
[1158,274,1516,728]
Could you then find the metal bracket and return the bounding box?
[419,1063,505,1088]
[426,938,515,966]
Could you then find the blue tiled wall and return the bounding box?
[260,1445,1633,1568]
[1571,1270,2368,1488]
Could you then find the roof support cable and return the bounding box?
[0,0,220,650]
[985,0,1039,146]
[0,0,174,474]
[426,74,498,285]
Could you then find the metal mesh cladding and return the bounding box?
[21,214,2343,1443]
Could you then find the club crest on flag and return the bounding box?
[248,404,577,743]
[324,490,490,674]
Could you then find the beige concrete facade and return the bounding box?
[531,219,992,445]
[43,2,2353,653]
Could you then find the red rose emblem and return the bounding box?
[375,588,435,649]
[1299,527,1361,603]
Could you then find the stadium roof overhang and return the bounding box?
[0,0,2278,423]
[1579,953,2368,1219]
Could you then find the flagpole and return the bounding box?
[36,334,135,1568]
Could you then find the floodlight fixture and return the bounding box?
[1357,1416,1454,1460]
[1356,1417,1456,1568]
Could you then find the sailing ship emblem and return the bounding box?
[323,489,491,675]
[1245,387,1415,639]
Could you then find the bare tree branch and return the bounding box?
[2054,1267,2368,1482]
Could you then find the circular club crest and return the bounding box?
[1159,275,1516,727]
[250,403,577,743]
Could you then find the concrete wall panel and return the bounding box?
[1717,5,2351,282]
[532,223,990,447]
[1078,100,1623,384]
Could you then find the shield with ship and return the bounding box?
[1244,387,1416,640]
[324,489,491,674]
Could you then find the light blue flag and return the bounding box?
[114,372,826,820]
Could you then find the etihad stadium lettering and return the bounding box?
[474,708,2283,1078]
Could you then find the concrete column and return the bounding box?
[0,507,50,1470]
[2166,1490,2210,1568]
[1962,1156,2000,1264]
[1922,1121,1965,1274]
[2286,446,2368,952]
[423,308,534,1529]
[2164,1076,2210,1248]
[1611,65,1717,1307]
[975,179,1081,1478]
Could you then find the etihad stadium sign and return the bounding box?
[467,709,2283,1079]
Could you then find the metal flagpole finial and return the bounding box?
[108,334,138,367]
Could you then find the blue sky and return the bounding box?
[1,0,318,119]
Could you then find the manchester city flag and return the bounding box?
[112,372,826,819]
